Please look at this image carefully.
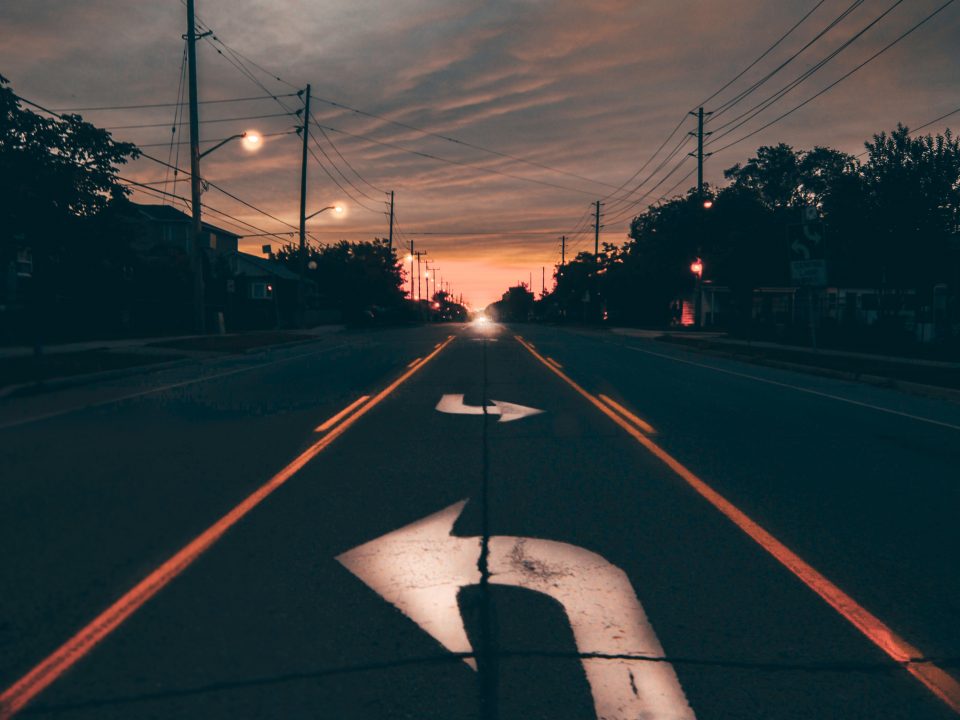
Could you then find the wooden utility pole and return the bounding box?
[414,250,427,301]
[388,190,395,250]
[689,106,711,327]
[408,238,414,299]
[561,235,566,267]
[186,0,206,333]
[594,201,602,261]
[298,84,312,326]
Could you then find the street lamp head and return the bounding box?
[242,130,263,151]
[702,199,714,209]
[690,259,703,277]
[334,205,344,214]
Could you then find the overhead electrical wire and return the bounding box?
[696,0,831,110]
[104,111,296,131]
[309,94,621,192]
[706,0,905,140]
[50,93,299,113]
[137,129,298,149]
[196,23,391,212]
[306,145,383,214]
[707,0,870,123]
[707,0,958,155]
[162,40,189,205]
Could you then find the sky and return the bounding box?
[2,0,959,307]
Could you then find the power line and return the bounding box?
[309,129,382,203]
[137,129,297,148]
[855,103,960,157]
[706,0,903,139]
[708,0,870,122]
[309,120,600,197]
[306,144,383,213]
[708,0,958,155]
[309,110,387,195]
[195,24,390,212]
[50,93,299,112]
[696,0,831,109]
[119,177,293,242]
[105,111,296,131]
[309,94,621,192]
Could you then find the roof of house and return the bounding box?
[133,203,240,239]
[233,251,300,280]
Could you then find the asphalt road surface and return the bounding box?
[1,321,958,719]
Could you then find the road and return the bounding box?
[1,321,958,719]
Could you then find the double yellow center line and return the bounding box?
[514,334,960,715]
[0,335,456,719]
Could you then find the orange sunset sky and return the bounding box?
[3,0,959,307]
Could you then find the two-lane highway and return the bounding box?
[2,322,958,718]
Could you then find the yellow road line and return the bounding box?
[545,356,563,370]
[514,334,960,716]
[408,357,423,369]
[0,335,457,720]
[315,395,370,432]
[597,394,656,434]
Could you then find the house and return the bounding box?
[225,251,304,330]
[129,203,239,259]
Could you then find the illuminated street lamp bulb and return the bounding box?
[405,254,414,262]
[690,259,703,277]
[242,131,263,151]
[334,205,344,214]
[702,199,714,209]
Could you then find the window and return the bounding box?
[250,282,274,300]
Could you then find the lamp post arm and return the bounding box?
[199,133,246,159]
[306,206,337,221]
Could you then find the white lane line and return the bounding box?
[625,344,960,432]
[0,343,348,431]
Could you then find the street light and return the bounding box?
[690,257,703,328]
[306,205,344,221]
[702,199,714,209]
[199,131,263,159]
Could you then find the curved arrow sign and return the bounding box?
[435,394,544,423]
[337,501,696,720]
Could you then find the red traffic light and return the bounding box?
[690,260,703,277]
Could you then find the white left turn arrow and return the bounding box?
[435,394,544,423]
[337,501,696,720]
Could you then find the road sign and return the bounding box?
[790,259,828,286]
[789,206,827,286]
[435,394,544,423]
[337,501,696,720]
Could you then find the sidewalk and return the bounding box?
[0,326,344,395]
[609,327,960,400]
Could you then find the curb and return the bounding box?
[0,335,336,401]
[651,341,960,405]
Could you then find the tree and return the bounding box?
[275,238,405,321]
[1,77,140,342]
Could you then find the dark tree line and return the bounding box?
[545,125,960,341]
[274,239,407,322]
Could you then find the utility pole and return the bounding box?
[541,266,545,296]
[408,238,414,299]
[186,0,206,333]
[388,190,395,251]
[594,201,602,261]
[561,235,566,267]
[298,83,312,327]
[414,251,427,301]
[688,107,712,328]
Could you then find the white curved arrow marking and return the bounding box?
[435,394,544,423]
[336,501,696,720]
